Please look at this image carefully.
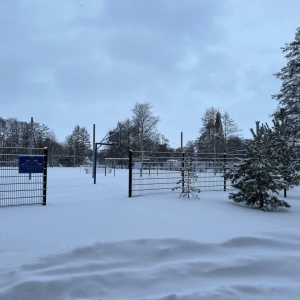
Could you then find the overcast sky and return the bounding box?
[1,0,299,148]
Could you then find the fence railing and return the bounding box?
[0,147,48,207]
[128,150,245,197]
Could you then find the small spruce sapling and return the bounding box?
[225,122,291,211]
[172,158,200,199]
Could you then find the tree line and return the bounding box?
[91,103,247,164]
[0,102,246,166]
[0,118,91,166]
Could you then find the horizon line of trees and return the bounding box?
[0,103,247,166]
[0,117,91,166]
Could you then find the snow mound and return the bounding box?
[1,233,300,300]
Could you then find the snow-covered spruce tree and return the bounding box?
[172,159,200,199]
[267,109,300,196]
[225,122,290,211]
[272,27,300,138]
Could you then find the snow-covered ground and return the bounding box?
[0,167,299,300]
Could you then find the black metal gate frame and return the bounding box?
[0,147,48,207]
[128,150,243,197]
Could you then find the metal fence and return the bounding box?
[128,150,245,197]
[0,147,48,207]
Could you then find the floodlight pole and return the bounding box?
[92,124,96,179]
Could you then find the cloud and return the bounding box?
[1,0,300,144]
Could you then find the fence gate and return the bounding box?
[0,147,48,207]
[128,150,244,197]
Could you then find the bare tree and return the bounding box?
[222,111,241,152]
[199,107,219,136]
[132,102,160,153]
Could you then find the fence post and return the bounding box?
[93,145,98,184]
[223,152,227,191]
[43,147,48,205]
[181,152,185,193]
[128,150,132,197]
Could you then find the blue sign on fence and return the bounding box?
[19,156,44,174]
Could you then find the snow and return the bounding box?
[0,167,300,300]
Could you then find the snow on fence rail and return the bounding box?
[0,147,48,207]
[128,151,245,197]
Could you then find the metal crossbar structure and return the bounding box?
[81,165,112,175]
[105,158,129,169]
[0,147,48,207]
[128,150,245,197]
